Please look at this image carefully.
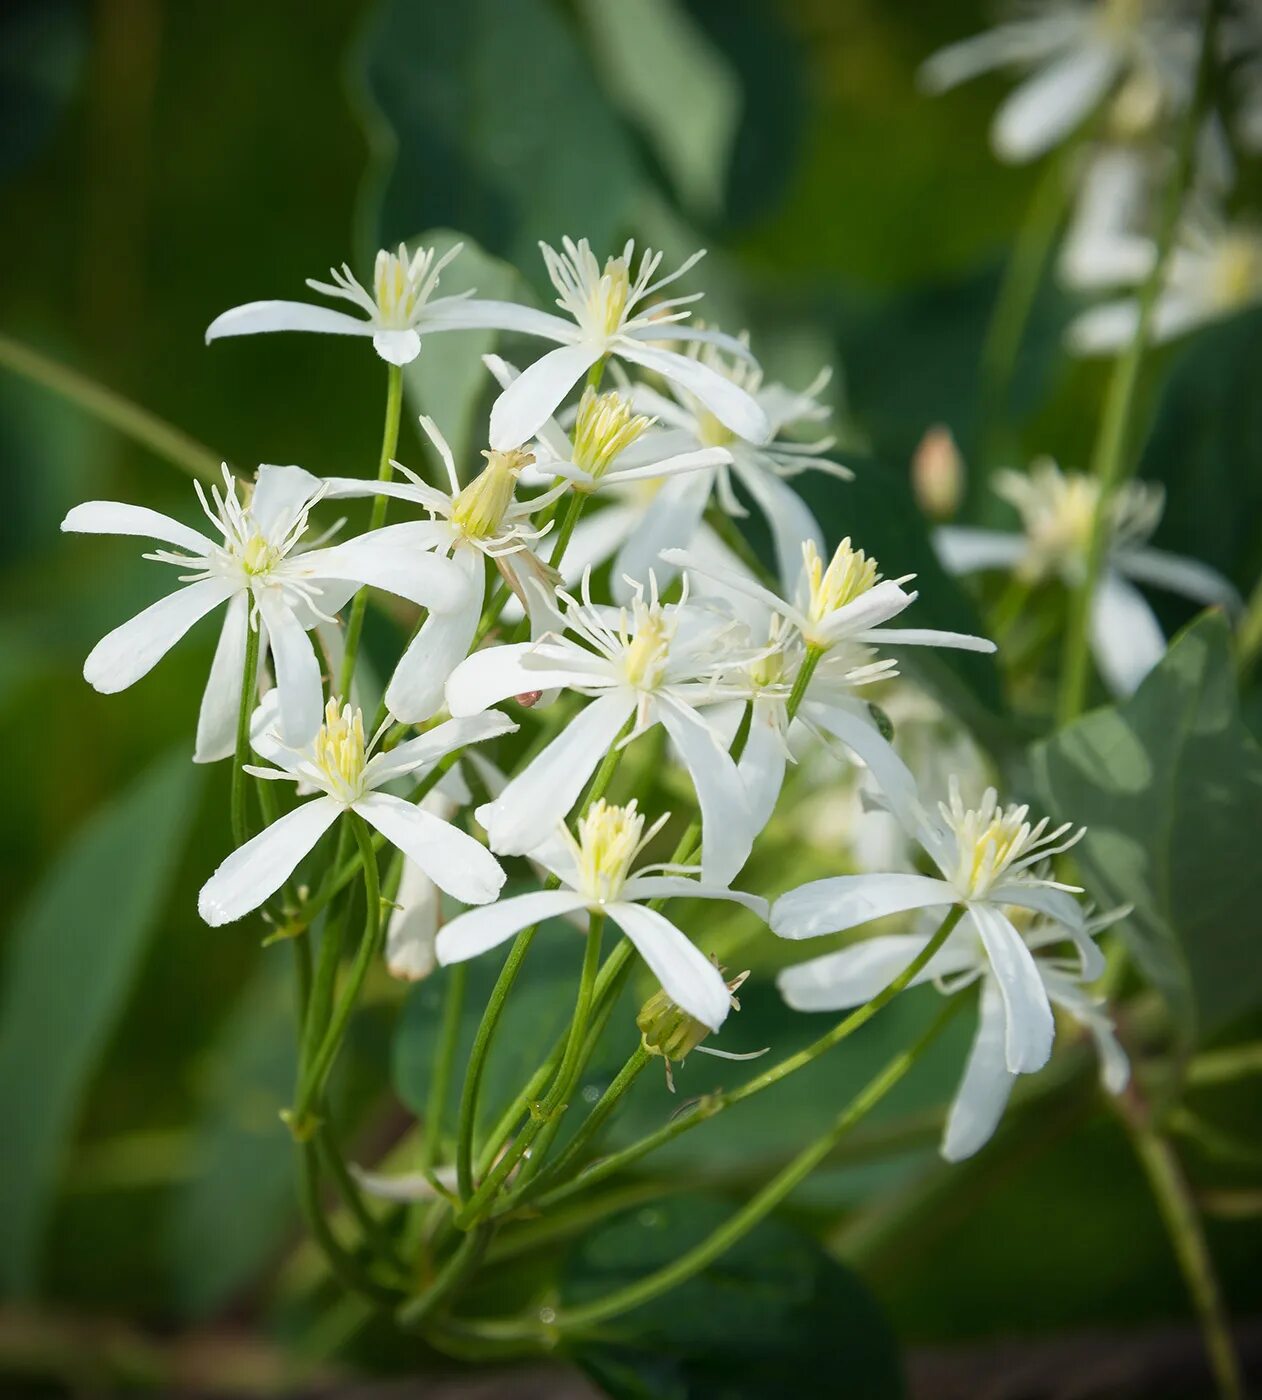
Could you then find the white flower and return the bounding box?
[935,458,1240,694]
[61,465,470,759]
[920,0,1196,163]
[204,243,529,367]
[324,416,565,723]
[436,800,767,1030]
[1068,209,1262,353]
[773,775,1099,1079]
[481,238,769,450]
[445,574,757,885]
[198,694,514,926]
[666,544,995,834]
[778,904,1128,1160]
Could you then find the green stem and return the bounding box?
[531,1043,650,1194]
[297,1142,398,1306]
[533,905,965,1214]
[462,998,960,1341]
[339,362,404,701]
[291,814,383,1135]
[398,1226,491,1330]
[547,490,587,571]
[230,621,262,848]
[317,1122,409,1281]
[1119,1093,1243,1400]
[420,964,467,1177]
[1058,1,1220,724]
[785,645,823,724]
[0,330,222,481]
[1187,1042,1262,1087]
[990,575,1034,645]
[1236,569,1262,685]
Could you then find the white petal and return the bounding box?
[198,797,340,926]
[83,578,235,693]
[658,697,754,886]
[446,641,611,717]
[815,580,915,646]
[300,536,471,614]
[605,902,731,1031]
[932,526,1027,576]
[618,876,768,920]
[195,594,250,763]
[385,564,484,724]
[730,456,826,594]
[205,300,374,343]
[554,505,643,587]
[992,47,1118,163]
[611,469,714,603]
[355,791,505,906]
[601,447,730,487]
[482,691,637,856]
[436,890,590,964]
[1066,298,1140,355]
[658,546,792,626]
[623,324,757,360]
[919,27,1048,93]
[771,873,957,940]
[942,980,1015,1161]
[615,340,770,444]
[800,699,922,833]
[1090,569,1166,696]
[424,298,576,341]
[385,858,441,982]
[739,701,789,832]
[489,343,601,451]
[778,933,976,1012]
[254,587,325,746]
[61,500,215,555]
[1114,547,1242,612]
[370,328,421,364]
[858,627,996,652]
[368,708,516,786]
[969,904,1054,1074]
[250,464,322,537]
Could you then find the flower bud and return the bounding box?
[911,425,964,521]
[637,969,750,1090]
[571,388,653,485]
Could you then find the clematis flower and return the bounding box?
[778,904,1127,1160]
[204,243,529,367]
[934,458,1240,694]
[198,694,514,927]
[323,416,567,723]
[664,545,994,833]
[480,238,769,450]
[444,573,757,885]
[919,0,1197,163]
[61,465,469,759]
[436,800,767,1030]
[772,774,1099,1080]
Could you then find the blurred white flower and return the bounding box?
[436,800,767,1030]
[61,465,470,759]
[198,694,513,926]
[445,574,757,885]
[482,238,769,450]
[204,243,534,367]
[920,0,1196,163]
[935,458,1240,694]
[779,904,1127,1160]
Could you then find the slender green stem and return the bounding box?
[585,358,606,392]
[230,622,262,848]
[420,964,467,1177]
[459,998,960,1341]
[0,330,222,481]
[339,362,404,701]
[317,1123,410,1281]
[1236,569,1262,685]
[297,1142,398,1306]
[1119,1093,1243,1400]
[533,905,966,1214]
[1058,1,1220,724]
[547,490,587,571]
[785,645,822,723]
[398,1226,491,1330]
[990,575,1034,645]
[531,1043,650,1194]
[291,814,383,1134]
[1187,1042,1262,1087]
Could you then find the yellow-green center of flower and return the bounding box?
[373,247,423,327]
[238,533,282,577]
[450,448,534,540]
[588,256,631,338]
[695,406,734,448]
[803,538,879,627]
[572,799,645,903]
[312,699,367,801]
[571,388,652,483]
[747,616,789,690]
[621,602,674,690]
[1210,233,1262,311]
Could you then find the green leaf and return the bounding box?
[1031,613,1262,1044]
[354,0,641,270]
[400,229,524,467]
[0,0,87,183]
[0,750,201,1294]
[564,1194,904,1398]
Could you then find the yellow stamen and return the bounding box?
[803,538,879,626]
[312,699,367,799]
[571,799,647,903]
[571,388,652,483]
[450,448,534,539]
[622,603,673,691]
[590,257,631,337]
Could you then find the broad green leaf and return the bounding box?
[1032,613,1262,1044]
[353,0,641,271]
[0,750,200,1293]
[0,0,87,183]
[400,229,524,467]
[564,1194,904,1399]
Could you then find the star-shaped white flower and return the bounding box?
[436,800,767,1031]
[779,904,1128,1160]
[61,465,470,759]
[198,694,514,926]
[445,574,757,885]
[204,242,530,367]
[481,237,769,450]
[772,775,1098,1078]
[935,458,1239,695]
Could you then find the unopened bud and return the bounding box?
[515,690,543,708]
[450,447,534,539]
[911,425,964,521]
[637,968,750,1090]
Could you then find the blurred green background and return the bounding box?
[2,1,1261,1395]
